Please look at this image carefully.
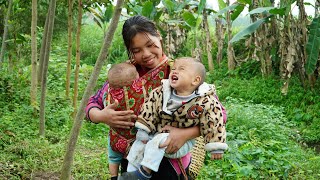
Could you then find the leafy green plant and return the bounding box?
[198,98,320,179]
[305,16,320,75]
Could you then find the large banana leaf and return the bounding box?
[231,4,245,21]
[217,0,227,10]
[230,16,270,43]
[214,3,239,18]
[182,11,197,28]
[198,0,206,14]
[306,17,320,75]
[141,1,154,19]
[162,0,175,15]
[248,7,286,16]
[248,7,278,15]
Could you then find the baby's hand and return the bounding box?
[211,153,223,160]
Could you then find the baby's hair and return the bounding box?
[175,57,206,84]
[108,62,138,88]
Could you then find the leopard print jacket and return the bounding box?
[135,80,227,152]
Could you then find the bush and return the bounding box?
[198,98,320,179]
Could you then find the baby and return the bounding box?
[119,57,228,180]
[105,62,139,180]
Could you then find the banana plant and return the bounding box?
[212,0,247,70]
[86,3,114,34]
[306,16,320,75]
[230,7,286,43]
[179,0,207,60]
[125,0,162,22]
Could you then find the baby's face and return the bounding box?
[169,59,197,91]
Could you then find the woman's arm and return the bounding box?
[159,125,200,154]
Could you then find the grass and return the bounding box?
[1,58,320,179]
[199,98,320,179]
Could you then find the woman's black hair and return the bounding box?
[122,15,161,58]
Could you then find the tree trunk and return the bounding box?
[39,0,57,136]
[279,13,296,95]
[66,0,74,98]
[166,24,173,58]
[38,13,49,84]
[31,0,38,108]
[297,0,308,88]
[215,18,225,67]
[203,11,213,71]
[0,0,13,65]
[315,0,320,17]
[315,0,320,85]
[226,0,236,71]
[60,0,124,179]
[72,0,82,118]
[193,33,201,61]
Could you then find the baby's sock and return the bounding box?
[136,166,152,180]
[118,166,152,180]
[110,176,117,180]
[127,162,138,172]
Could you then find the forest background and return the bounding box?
[0,0,319,179]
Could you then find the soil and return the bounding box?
[31,172,61,180]
[307,142,320,154]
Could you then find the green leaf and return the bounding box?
[230,17,270,43]
[142,1,154,18]
[269,7,286,16]
[231,4,245,21]
[237,0,251,4]
[104,4,114,23]
[248,7,277,15]
[306,17,320,75]
[182,11,197,28]
[88,7,102,22]
[303,2,313,6]
[152,0,161,6]
[176,0,192,12]
[198,0,206,14]
[153,11,163,23]
[196,16,203,28]
[217,0,227,10]
[215,3,239,17]
[163,0,175,15]
[128,3,142,14]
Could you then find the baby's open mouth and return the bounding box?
[171,75,178,82]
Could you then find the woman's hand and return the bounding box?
[159,125,200,154]
[89,100,136,129]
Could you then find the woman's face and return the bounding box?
[130,32,163,69]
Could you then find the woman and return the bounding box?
[85,15,200,180]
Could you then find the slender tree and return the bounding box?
[31,0,38,108]
[316,0,320,17]
[203,10,213,70]
[297,0,308,87]
[66,0,74,98]
[39,0,57,136]
[215,18,225,66]
[226,0,236,70]
[72,0,82,118]
[60,0,124,179]
[38,12,49,83]
[0,0,13,65]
